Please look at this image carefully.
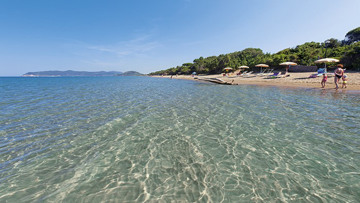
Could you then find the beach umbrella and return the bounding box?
[239,66,249,69]
[279,62,297,66]
[236,66,249,75]
[280,62,297,73]
[315,58,339,63]
[192,72,197,75]
[224,67,233,71]
[315,58,339,72]
[223,67,233,75]
[255,64,269,68]
[255,64,269,73]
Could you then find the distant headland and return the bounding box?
[22,70,144,77]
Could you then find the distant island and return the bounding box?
[22,70,144,77]
[116,71,144,76]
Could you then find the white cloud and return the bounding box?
[87,35,161,57]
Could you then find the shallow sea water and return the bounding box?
[0,76,359,202]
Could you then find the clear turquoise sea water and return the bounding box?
[0,76,359,202]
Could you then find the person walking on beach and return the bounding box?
[342,75,348,88]
[321,73,327,88]
[334,64,344,89]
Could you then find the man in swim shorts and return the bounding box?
[334,64,344,89]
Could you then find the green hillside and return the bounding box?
[116,71,144,76]
[150,27,360,75]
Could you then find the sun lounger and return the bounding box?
[279,72,290,78]
[257,69,273,76]
[266,72,280,78]
[256,69,266,76]
[265,69,274,75]
[242,71,254,77]
[239,71,248,76]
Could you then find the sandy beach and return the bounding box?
[154,71,360,91]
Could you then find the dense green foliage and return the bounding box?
[150,27,360,75]
[345,27,360,45]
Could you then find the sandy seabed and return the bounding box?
[153,71,360,92]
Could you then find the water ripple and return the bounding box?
[0,77,359,202]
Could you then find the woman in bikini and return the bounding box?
[334,64,344,89]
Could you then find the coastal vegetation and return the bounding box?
[149,27,360,75]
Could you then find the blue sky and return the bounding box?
[1,0,359,76]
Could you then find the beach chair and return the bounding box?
[266,72,281,78]
[256,69,266,76]
[234,70,241,75]
[240,71,248,76]
[257,69,272,76]
[242,71,254,77]
[280,72,290,78]
[265,69,274,75]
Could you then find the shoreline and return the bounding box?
[152,72,360,92]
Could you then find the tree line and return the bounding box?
[149,27,360,75]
